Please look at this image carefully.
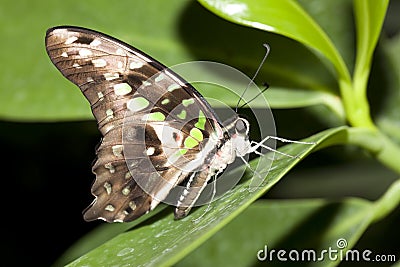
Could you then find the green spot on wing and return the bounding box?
[145,112,165,121]
[182,98,195,107]
[195,110,206,130]
[167,83,180,92]
[177,110,187,120]
[161,99,170,105]
[179,148,188,155]
[127,97,149,112]
[184,136,198,149]
[190,128,203,141]
[155,73,165,82]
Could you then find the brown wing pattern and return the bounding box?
[45,26,220,222]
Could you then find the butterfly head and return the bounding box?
[234,117,250,136]
[225,116,251,157]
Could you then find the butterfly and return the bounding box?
[45,26,268,223]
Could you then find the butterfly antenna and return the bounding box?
[238,82,270,109]
[235,43,271,113]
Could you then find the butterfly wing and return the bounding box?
[45,26,222,222]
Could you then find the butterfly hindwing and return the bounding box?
[45,26,222,222]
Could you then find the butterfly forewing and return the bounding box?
[45,26,222,222]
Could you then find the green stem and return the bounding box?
[372,179,400,223]
[346,127,400,174]
[313,127,400,175]
[339,78,376,130]
[338,0,389,130]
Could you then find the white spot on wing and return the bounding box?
[105,204,115,212]
[97,92,104,101]
[104,124,114,133]
[129,61,144,69]
[64,36,78,44]
[112,145,124,157]
[129,201,136,211]
[79,48,92,57]
[90,39,102,46]
[104,73,119,81]
[146,147,155,156]
[92,58,107,68]
[61,52,68,58]
[104,182,112,195]
[104,162,115,173]
[122,186,131,196]
[142,81,151,87]
[106,109,114,119]
[115,48,124,55]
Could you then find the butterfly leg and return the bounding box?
[248,136,295,158]
[248,136,315,158]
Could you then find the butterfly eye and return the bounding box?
[235,118,248,135]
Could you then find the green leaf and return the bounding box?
[178,199,371,267]
[265,87,345,119]
[195,84,345,118]
[353,0,389,91]
[343,0,389,129]
[197,0,351,84]
[53,206,167,266]
[63,127,348,266]
[64,178,400,267]
[178,178,400,267]
[296,0,356,72]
